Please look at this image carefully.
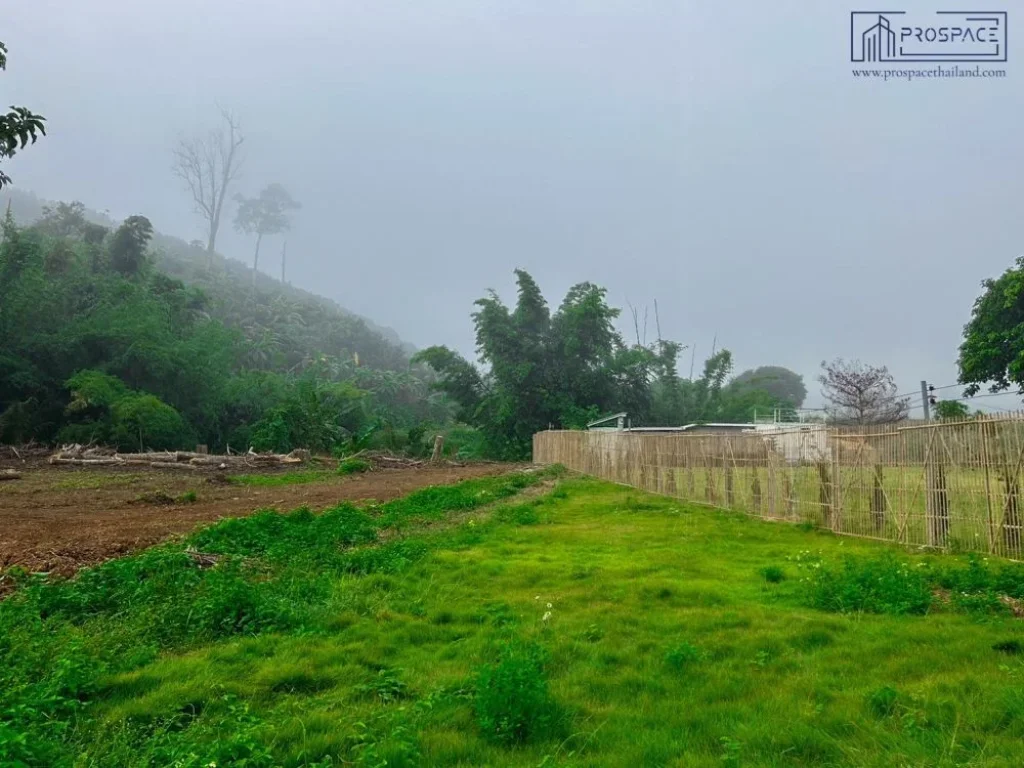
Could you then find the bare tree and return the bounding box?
[172,108,244,264]
[819,358,910,424]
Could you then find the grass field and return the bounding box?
[4,469,1024,766]
[636,464,1022,556]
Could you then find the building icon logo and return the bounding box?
[860,15,897,61]
[850,10,1008,63]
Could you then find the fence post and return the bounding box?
[998,424,1024,558]
[831,434,842,532]
[871,463,886,533]
[980,418,996,553]
[924,427,949,548]
[725,463,735,507]
[751,471,762,516]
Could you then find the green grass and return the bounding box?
[645,464,1017,554]
[226,469,333,487]
[5,470,1024,766]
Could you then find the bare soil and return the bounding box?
[0,461,515,580]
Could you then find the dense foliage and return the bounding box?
[959,256,1024,397]
[416,270,799,458]
[730,366,807,409]
[0,195,449,451]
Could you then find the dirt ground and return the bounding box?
[0,460,514,581]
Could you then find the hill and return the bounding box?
[0,190,450,451]
[1,189,416,370]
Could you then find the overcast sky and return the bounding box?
[4,1,1021,412]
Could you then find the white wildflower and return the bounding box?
[546,602,552,609]
[542,611,552,621]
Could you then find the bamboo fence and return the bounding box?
[534,415,1024,558]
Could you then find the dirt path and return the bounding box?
[0,463,514,579]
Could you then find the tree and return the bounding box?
[819,358,909,424]
[415,270,666,458]
[36,201,88,238]
[959,256,1024,398]
[731,366,807,408]
[172,108,244,262]
[233,183,300,287]
[0,42,46,190]
[934,400,970,420]
[108,215,154,276]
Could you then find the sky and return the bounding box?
[4,0,1022,413]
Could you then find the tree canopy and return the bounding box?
[0,41,46,189]
[959,256,1024,398]
[416,270,800,457]
[730,366,806,408]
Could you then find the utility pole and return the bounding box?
[920,380,930,421]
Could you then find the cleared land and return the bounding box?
[4,470,1024,767]
[0,460,511,579]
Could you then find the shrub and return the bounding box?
[474,642,559,745]
[337,457,372,476]
[759,565,786,584]
[805,555,932,615]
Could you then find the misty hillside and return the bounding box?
[1,189,416,371]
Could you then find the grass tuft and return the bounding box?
[474,641,559,746]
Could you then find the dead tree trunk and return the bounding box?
[430,435,445,463]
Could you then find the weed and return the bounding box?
[867,686,901,717]
[665,642,705,671]
[176,490,197,504]
[474,641,559,745]
[805,555,933,615]
[356,668,409,703]
[759,565,785,583]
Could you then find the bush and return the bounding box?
[337,457,372,475]
[474,642,559,745]
[759,565,786,584]
[61,371,192,450]
[805,555,932,615]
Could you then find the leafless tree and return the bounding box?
[172,108,244,264]
[819,358,910,424]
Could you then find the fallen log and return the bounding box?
[0,469,21,481]
[114,451,181,462]
[50,457,125,466]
